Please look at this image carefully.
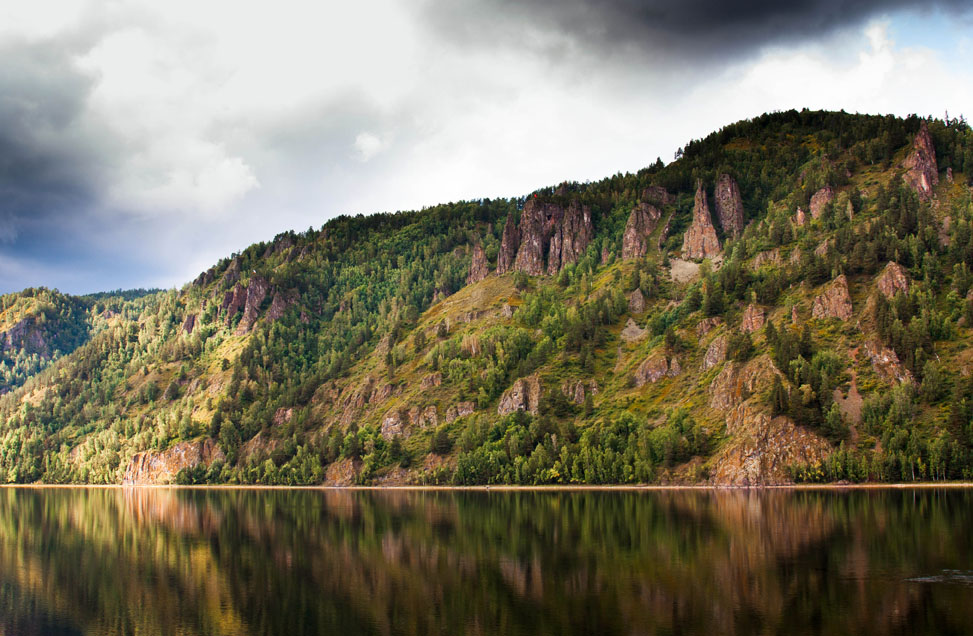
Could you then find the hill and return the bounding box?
[2,108,973,486]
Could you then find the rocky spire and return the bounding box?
[547,201,593,275]
[621,202,662,260]
[903,121,939,200]
[467,243,489,285]
[681,180,721,261]
[713,173,745,237]
[496,195,593,276]
[496,214,519,274]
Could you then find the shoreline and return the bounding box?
[3,482,973,491]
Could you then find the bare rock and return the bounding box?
[547,200,594,275]
[498,196,593,276]
[876,262,909,299]
[182,313,196,334]
[814,238,832,257]
[812,275,853,320]
[496,214,520,274]
[903,121,939,200]
[122,439,224,485]
[864,339,913,384]
[708,355,781,412]
[751,248,782,270]
[696,317,723,337]
[621,318,647,342]
[642,185,675,206]
[793,207,807,227]
[236,275,270,334]
[266,288,298,323]
[621,202,662,259]
[741,304,765,333]
[714,173,745,237]
[498,375,542,416]
[628,288,646,314]
[223,283,247,320]
[467,243,489,285]
[501,304,514,318]
[809,186,835,219]
[445,401,476,423]
[561,379,598,405]
[421,372,442,389]
[702,334,728,371]
[634,352,680,387]
[381,410,405,439]
[421,406,439,428]
[681,180,721,260]
[947,167,954,184]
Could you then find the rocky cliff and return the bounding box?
[713,174,745,237]
[122,439,225,485]
[467,243,489,284]
[497,195,593,276]
[621,202,663,259]
[681,181,721,260]
[903,121,939,200]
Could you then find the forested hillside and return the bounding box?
[2,109,973,486]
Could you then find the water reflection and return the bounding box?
[0,487,969,635]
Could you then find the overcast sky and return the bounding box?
[1,1,972,294]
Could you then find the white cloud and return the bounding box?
[354,132,386,162]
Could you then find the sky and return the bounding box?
[1,1,972,294]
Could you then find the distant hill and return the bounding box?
[2,108,973,486]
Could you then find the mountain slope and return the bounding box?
[2,109,973,485]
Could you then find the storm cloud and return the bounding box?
[0,0,971,294]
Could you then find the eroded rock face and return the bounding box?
[498,375,541,415]
[741,304,765,333]
[793,207,807,227]
[561,379,598,405]
[1,318,50,358]
[223,284,247,320]
[497,196,594,276]
[903,121,939,200]
[809,186,835,220]
[467,243,489,285]
[234,276,270,335]
[752,248,782,270]
[702,334,728,371]
[421,372,442,389]
[642,185,675,206]
[122,439,224,485]
[864,339,913,384]
[266,288,298,323]
[634,352,680,387]
[681,181,721,261]
[812,275,853,320]
[696,317,723,337]
[876,262,909,299]
[381,410,405,439]
[182,314,196,334]
[714,173,745,237]
[628,289,646,314]
[445,401,476,423]
[711,405,831,486]
[708,355,780,412]
[621,202,662,259]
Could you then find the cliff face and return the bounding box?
[713,174,745,237]
[621,202,663,260]
[497,195,593,276]
[467,243,489,284]
[122,439,224,485]
[903,122,939,200]
[809,186,835,219]
[681,181,721,260]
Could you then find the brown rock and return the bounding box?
[809,186,835,219]
[751,248,782,270]
[547,200,593,275]
[642,185,675,206]
[621,202,662,259]
[421,406,439,428]
[498,196,593,276]
[793,207,807,227]
[814,238,832,257]
[236,275,270,335]
[741,304,765,333]
[702,334,727,371]
[628,288,646,314]
[182,313,196,334]
[601,244,612,264]
[122,439,224,485]
[634,352,680,387]
[811,275,853,320]
[266,288,298,323]
[713,173,745,237]
[681,180,721,260]
[421,372,442,389]
[498,375,541,415]
[708,355,780,412]
[467,243,489,285]
[903,121,939,200]
[876,262,909,299]
[496,213,520,274]
[696,317,723,337]
[864,339,913,384]
[445,401,475,423]
[501,304,514,318]
[223,283,247,319]
[381,410,405,439]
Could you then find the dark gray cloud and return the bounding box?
[422,0,973,63]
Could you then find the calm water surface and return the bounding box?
[0,487,971,635]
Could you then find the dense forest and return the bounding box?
[1,109,973,486]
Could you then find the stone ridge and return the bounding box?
[681,180,721,260]
[496,195,593,276]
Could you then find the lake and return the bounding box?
[0,487,970,635]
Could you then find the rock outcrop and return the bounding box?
[714,173,745,237]
[498,375,541,415]
[864,339,913,384]
[265,289,298,323]
[812,275,853,320]
[809,186,835,219]
[445,401,476,423]
[642,185,675,206]
[752,248,782,270]
[122,439,224,485]
[628,289,646,314]
[793,207,807,227]
[696,317,723,337]
[702,334,728,371]
[497,196,593,276]
[741,304,765,333]
[561,379,598,405]
[681,181,721,260]
[236,276,270,334]
[903,121,938,200]
[621,202,662,259]
[467,243,489,284]
[876,262,909,299]
[634,352,680,387]
[182,314,196,334]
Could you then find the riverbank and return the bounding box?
[4,482,973,490]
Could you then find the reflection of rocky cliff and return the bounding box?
[0,488,969,635]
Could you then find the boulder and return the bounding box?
[713,173,745,237]
[498,375,541,415]
[903,121,939,200]
[876,262,909,299]
[681,180,721,260]
[381,410,405,439]
[809,186,835,219]
[812,275,853,320]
